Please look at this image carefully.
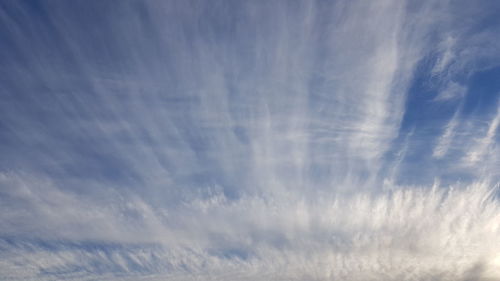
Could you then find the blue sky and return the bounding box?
[0,1,499,280]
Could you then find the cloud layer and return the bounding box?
[0,173,500,280]
[1,175,499,281]
[0,0,499,280]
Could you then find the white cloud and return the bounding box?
[1,173,499,280]
[434,82,467,101]
[432,35,457,75]
[0,0,499,280]
[464,103,500,166]
[433,110,460,158]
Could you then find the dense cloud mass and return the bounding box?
[0,0,499,280]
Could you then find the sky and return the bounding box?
[0,0,499,280]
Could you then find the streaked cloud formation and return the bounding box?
[0,0,499,280]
